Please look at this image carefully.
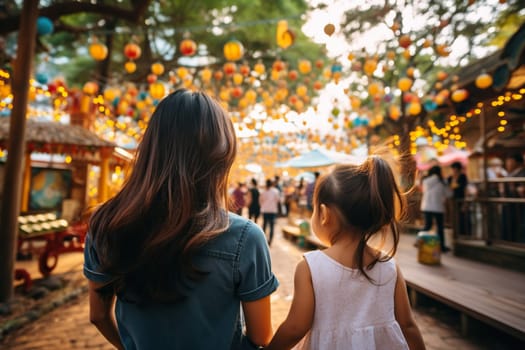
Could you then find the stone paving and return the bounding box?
[0,217,521,349]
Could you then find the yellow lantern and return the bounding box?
[223,39,244,61]
[177,67,189,79]
[149,82,165,100]
[103,87,120,102]
[83,81,99,95]
[254,62,265,75]
[475,73,493,89]
[151,62,165,76]
[276,20,295,49]
[363,59,377,75]
[296,84,308,97]
[408,102,421,116]
[451,89,468,102]
[200,68,212,83]
[298,60,312,74]
[89,41,108,61]
[233,73,244,85]
[245,89,257,103]
[398,77,413,92]
[389,105,401,120]
[368,82,381,96]
[350,96,361,109]
[124,61,136,74]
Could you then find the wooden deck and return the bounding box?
[281,224,525,342]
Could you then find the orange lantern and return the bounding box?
[231,86,243,99]
[296,84,307,97]
[89,41,108,61]
[240,64,250,76]
[83,81,99,95]
[179,39,197,56]
[177,67,189,79]
[200,68,212,83]
[298,60,311,74]
[288,70,298,81]
[151,62,165,76]
[124,61,136,74]
[147,74,157,84]
[223,39,244,61]
[398,77,413,92]
[254,62,265,75]
[149,82,165,100]
[475,73,493,89]
[363,59,377,75]
[399,35,412,49]
[407,102,422,116]
[272,59,285,72]
[214,70,224,81]
[451,89,468,102]
[124,42,141,60]
[223,62,236,75]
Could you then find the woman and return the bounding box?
[259,178,281,246]
[84,89,278,349]
[420,165,452,252]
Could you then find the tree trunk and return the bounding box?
[0,0,38,303]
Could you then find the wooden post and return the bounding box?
[0,0,38,303]
[20,152,31,212]
[98,147,111,203]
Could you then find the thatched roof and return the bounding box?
[0,118,115,151]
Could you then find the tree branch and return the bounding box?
[0,0,152,35]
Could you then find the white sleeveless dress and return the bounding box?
[296,250,409,350]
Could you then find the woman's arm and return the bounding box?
[265,260,314,350]
[88,280,125,350]
[242,295,273,347]
[394,265,426,350]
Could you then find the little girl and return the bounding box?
[266,156,426,350]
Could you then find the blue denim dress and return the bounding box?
[84,213,278,349]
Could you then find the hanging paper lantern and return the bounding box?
[272,59,285,72]
[233,73,244,85]
[240,64,251,77]
[389,105,401,120]
[124,43,142,60]
[298,60,311,74]
[103,87,120,102]
[200,68,212,83]
[245,89,257,103]
[254,62,265,75]
[276,20,295,49]
[324,23,335,36]
[179,39,197,56]
[223,39,244,61]
[83,81,99,95]
[313,81,323,90]
[436,44,450,57]
[124,61,136,74]
[37,17,54,35]
[296,84,308,97]
[398,77,413,92]
[149,82,165,100]
[475,73,493,89]
[363,59,377,75]
[399,35,412,49]
[35,72,48,85]
[177,67,189,79]
[368,82,381,96]
[223,62,236,75]
[451,89,468,102]
[407,102,422,116]
[288,70,298,81]
[147,74,157,84]
[89,41,108,61]
[151,62,165,76]
[213,70,224,81]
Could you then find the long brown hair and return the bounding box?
[89,89,237,302]
[313,155,406,282]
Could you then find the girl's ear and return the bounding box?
[319,204,330,225]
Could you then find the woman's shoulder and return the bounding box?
[208,213,265,250]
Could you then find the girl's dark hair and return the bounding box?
[313,156,406,282]
[428,165,445,183]
[89,89,237,303]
